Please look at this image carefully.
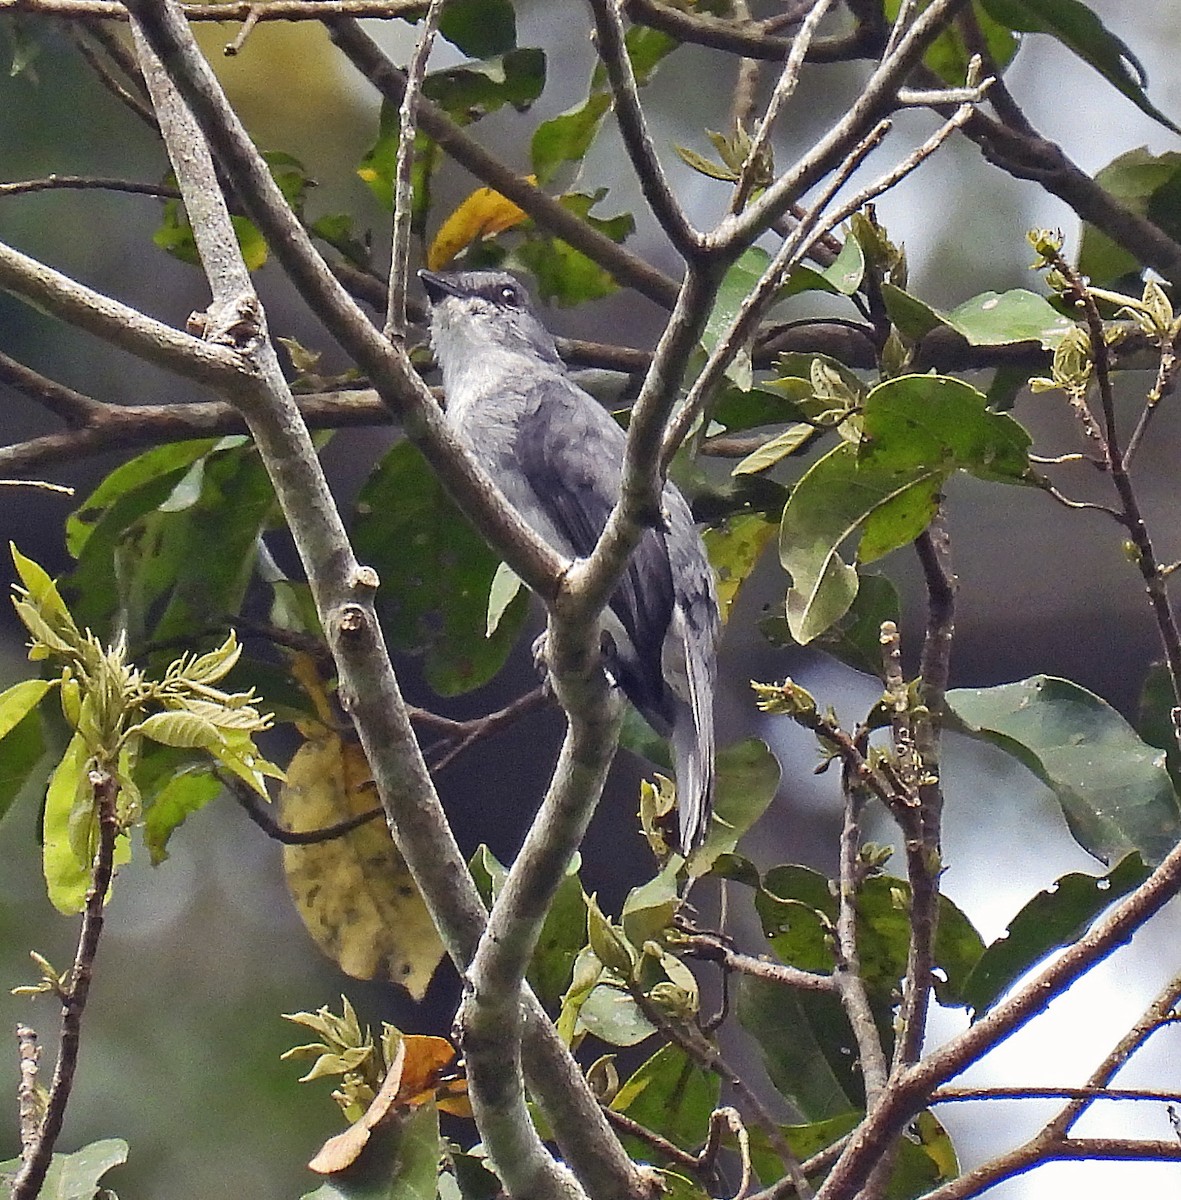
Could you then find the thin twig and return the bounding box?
[16,1025,42,1159]
[832,769,889,1104]
[385,0,445,341]
[931,1084,1181,1107]
[585,0,700,257]
[731,0,840,213]
[677,931,837,992]
[10,772,119,1200]
[0,174,180,200]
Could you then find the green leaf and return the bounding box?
[0,677,53,739]
[783,234,865,298]
[857,878,986,1009]
[947,675,1181,865]
[514,190,635,306]
[143,769,223,864]
[527,858,588,1008]
[423,49,546,124]
[733,425,818,476]
[0,1137,129,1200]
[63,440,274,646]
[11,543,74,627]
[738,976,861,1118]
[438,0,515,57]
[352,442,529,695]
[778,442,903,643]
[1137,661,1181,792]
[961,853,1151,1016]
[755,864,835,975]
[701,513,777,624]
[690,738,781,876]
[979,0,1180,134]
[577,979,657,1046]
[611,1045,720,1154]
[900,0,1018,83]
[860,375,1033,485]
[531,92,613,186]
[701,247,772,389]
[0,705,44,823]
[1079,148,1181,284]
[811,572,901,679]
[43,731,92,914]
[882,284,1073,348]
[65,439,218,557]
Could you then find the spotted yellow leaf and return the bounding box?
[281,733,444,999]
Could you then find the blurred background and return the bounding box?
[1,1,1180,1196]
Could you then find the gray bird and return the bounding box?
[420,269,719,853]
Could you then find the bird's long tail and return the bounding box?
[671,629,715,854]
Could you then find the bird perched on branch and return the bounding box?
[420,268,719,853]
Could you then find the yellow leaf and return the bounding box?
[281,734,444,999]
[702,513,778,624]
[427,178,535,270]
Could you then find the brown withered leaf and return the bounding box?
[281,732,445,999]
[309,1034,467,1174]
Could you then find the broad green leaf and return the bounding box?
[621,858,680,947]
[948,675,1181,864]
[891,0,1017,83]
[0,1137,129,1200]
[701,247,771,389]
[856,879,986,1009]
[530,26,675,185]
[0,677,52,739]
[514,190,635,305]
[702,513,777,622]
[577,979,657,1046]
[64,440,274,646]
[979,0,1180,134]
[783,234,865,298]
[352,442,528,695]
[747,1112,860,1188]
[531,92,613,185]
[143,769,222,864]
[778,442,904,643]
[690,738,781,876]
[0,705,44,823]
[738,977,861,1118]
[1137,661,1181,792]
[611,1045,719,1154]
[882,284,1073,348]
[527,858,588,1007]
[811,572,901,679]
[860,375,1033,485]
[43,731,93,913]
[437,0,515,57]
[961,853,1150,1016]
[755,864,835,975]
[65,439,217,557]
[1079,148,1181,284]
[423,49,546,124]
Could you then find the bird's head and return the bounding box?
[419,270,563,378]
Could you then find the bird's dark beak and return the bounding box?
[418,269,464,304]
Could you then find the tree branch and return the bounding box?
[326,19,680,310]
[10,771,119,1200]
[586,0,701,257]
[122,7,643,1196]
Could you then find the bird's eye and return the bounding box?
[498,284,519,305]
